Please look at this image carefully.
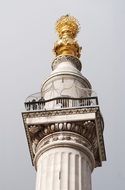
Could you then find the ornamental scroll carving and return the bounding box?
[28,120,98,163]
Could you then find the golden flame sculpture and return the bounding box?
[53,15,82,58]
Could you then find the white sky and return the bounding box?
[0,0,125,190]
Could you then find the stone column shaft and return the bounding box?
[35,147,93,190]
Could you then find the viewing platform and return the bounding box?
[24,89,99,111]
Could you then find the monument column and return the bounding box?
[22,15,106,190]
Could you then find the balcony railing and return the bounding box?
[24,95,99,111]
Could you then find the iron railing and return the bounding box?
[24,96,99,111]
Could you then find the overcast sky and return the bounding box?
[0,0,125,190]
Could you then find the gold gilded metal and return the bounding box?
[53,15,82,58]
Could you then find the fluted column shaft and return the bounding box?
[35,146,94,190]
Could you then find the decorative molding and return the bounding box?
[34,132,95,171]
[52,55,82,71]
[23,107,98,120]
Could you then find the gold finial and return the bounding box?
[56,15,80,39]
[53,15,82,58]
